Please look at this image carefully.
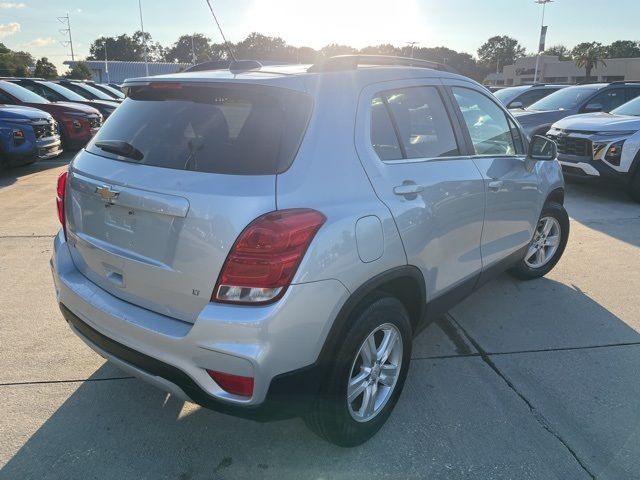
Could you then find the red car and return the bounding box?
[0,80,102,149]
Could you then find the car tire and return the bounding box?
[509,202,569,280]
[628,170,640,203]
[304,296,412,447]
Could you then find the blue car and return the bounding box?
[0,104,62,168]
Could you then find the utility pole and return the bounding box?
[533,0,553,84]
[138,0,150,76]
[406,41,419,58]
[57,13,75,61]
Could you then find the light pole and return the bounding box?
[406,42,419,58]
[533,0,553,84]
[138,0,149,76]
[103,39,110,83]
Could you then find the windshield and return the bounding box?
[0,80,49,104]
[612,96,640,116]
[86,84,312,175]
[69,82,115,101]
[527,86,599,111]
[39,81,87,102]
[98,84,125,99]
[493,87,527,105]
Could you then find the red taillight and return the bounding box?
[212,209,326,305]
[56,171,68,231]
[207,370,254,397]
[149,82,182,90]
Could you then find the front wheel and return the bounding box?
[305,296,412,447]
[509,202,569,280]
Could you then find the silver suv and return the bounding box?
[51,56,569,446]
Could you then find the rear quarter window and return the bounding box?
[86,83,313,175]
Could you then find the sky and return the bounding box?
[1,0,639,72]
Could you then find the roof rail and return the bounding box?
[0,77,45,81]
[307,55,457,73]
[608,80,640,85]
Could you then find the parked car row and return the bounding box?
[0,78,123,170]
[493,81,640,201]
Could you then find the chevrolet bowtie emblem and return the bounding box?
[95,185,120,203]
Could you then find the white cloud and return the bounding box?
[0,22,20,38]
[0,2,26,8]
[22,37,56,48]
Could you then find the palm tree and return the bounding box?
[573,42,607,81]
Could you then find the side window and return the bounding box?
[371,96,403,161]
[38,85,64,102]
[452,87,517,156]
[627,88,640,103]
[507,117,525,155]
[370,86,460,161]
[518,89,553,108]
[587,88,627,112]
[0,91,14,104]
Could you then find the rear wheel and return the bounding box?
[509,202,569,280]
[305,296,412,447]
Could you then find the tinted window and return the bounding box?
[40,81,87,101]
[517,88,557,108]
[86,84,312,175]
[0,91,13,104]
[371,96,402,161]
[612,95,640,116]
[586,88,627,112]
[371,86,459,160]
[452,87,517,156]
[527,86,600,111]
[494,86,527,105]
[0,81,49,104]
[20,82,63,102]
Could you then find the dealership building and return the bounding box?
[484,55,640,86]
[63,60,191,84]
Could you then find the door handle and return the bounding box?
[488,180,504,191]
[393,184,424,196]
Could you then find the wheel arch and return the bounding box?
[545,187,565,205]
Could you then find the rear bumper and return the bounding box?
[51,231,348,417]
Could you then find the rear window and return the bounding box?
[87,83,312,175]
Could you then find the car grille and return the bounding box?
[549,135,592,157]
[88,116,102,130]
[32,120,56,139]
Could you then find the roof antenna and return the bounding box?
[204,0,238,62]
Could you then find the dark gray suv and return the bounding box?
[514,82,640,139]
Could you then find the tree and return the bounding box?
[34,57,58,79]
[88,31,163,62]
[320,43,358,58]
[572,42,607,79]
[234,33,292,61]
[65,62,92,80]
[13,64,30,77]
[165,34,217,63]
[360,44,400,56]
[0,42,34,77]
[477,35,526,71]
[605,40,640,59]
[544,45,571,60]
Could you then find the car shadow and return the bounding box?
[564,181,640,248]
[0,157,72,189]
[2,278,639,479]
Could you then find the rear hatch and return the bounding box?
[66,81,312,322]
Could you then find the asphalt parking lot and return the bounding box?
[1,153,639,480]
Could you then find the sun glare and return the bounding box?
[246,0,426,50]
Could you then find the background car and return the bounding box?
[56,80,123,103]
[494,84,568,110]
[547,95,640,202]
[513,82,640,139]
[0,105,61,168]
[9,78,119,119]
[87,82,125,100]
[0,80,102,149]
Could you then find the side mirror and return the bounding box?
[583,102,603,113]
[508,100,524,109]
[528,135,557,161]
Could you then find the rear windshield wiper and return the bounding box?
[94,140,144,161]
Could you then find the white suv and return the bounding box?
[547,94,640,201]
